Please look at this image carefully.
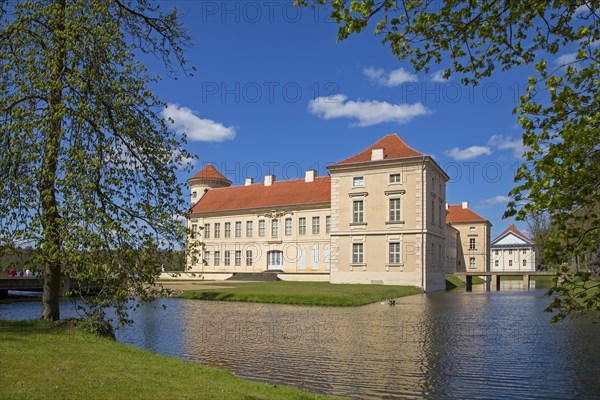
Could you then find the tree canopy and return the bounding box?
[0,0,193,325]
[297,0,599,320]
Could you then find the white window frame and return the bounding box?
[352,243,364,264]
[353,176,364,187]
[389,173,401,183]
[389,242,400,264]
[285,218,292,236]
[204,224,210,239]
[214,223,221,238]
[258,220,265,237]
[312,216,320,235]
[246,221,253,237]
[271,219,279,238]
[224,222,231,238]
[389,198,401,222]
[299,217,306,235]
[353,200,364,223]
[235,221,242,238]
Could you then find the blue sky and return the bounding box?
[148,1,587,238]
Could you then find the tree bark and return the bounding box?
[40,0,67,321]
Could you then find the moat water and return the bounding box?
[1,286,599,399]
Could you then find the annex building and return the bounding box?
[490,224,537,272]
[186,134,491,292]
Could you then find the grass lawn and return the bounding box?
[0,320,340,400]
[178,281,423,306]
[445,274,485,290]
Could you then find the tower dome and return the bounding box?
[187,164,231,205]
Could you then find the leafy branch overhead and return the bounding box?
[0,0,195,325]
[297,0,599,320]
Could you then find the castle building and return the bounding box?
[446,203,492,273]
[186,134,490,291]
[491,224,537,272]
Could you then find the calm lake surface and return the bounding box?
[2,286,599,399]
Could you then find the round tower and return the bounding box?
[187,164,231,205]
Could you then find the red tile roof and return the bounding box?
[492,224,533,243]
[189,164,231,184]
[335,134,424,165]
[191,177,331,214]
[446,205,489,224]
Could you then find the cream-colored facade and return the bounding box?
[327,157,448,292]
[186,134,490,292]
[189,203,332,276]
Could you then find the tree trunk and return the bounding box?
[40,0,67,321]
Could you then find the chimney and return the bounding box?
[462,201,469,209]
[264,174,275,186]
[305,169,316,182]
[371,147,384,161]
[245,178,254,186]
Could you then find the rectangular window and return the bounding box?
[469,257,476,269]
[389,242,400,264]
[225,222,231,238]
[203,251,210,265]
[470,226,476,232]
[204,224,210,239]
[246,221,253,237]
[246,250,253,266]
[353,176,364,187]
[224,251,230,266]
[235,250,241,266]
[495,260,499,267]
[326,216,331,234]
[271,219,279,237]
[191,224,197,239]
[214,251,220,266]
[494,249,498,255]
[431,200,435,224]
[389,173,401,183]
[235,221,242,238]
[523,259,527,267]
[258,220,265,237]
[311,247,319,270]
[214,223,221,238]
[389,198,401,222]
[312,217,320,234]
[298,248,306,270]
[509,260,513,267]
[509,249,513,255]
[299,217,306,235]
[522,249,527,254]
[352,243,364,264]
[353,200,364,223]
[469,238,476,250]
[285,218,292,236]
[438,203,442,226]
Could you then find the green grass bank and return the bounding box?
[178,281,423,306]
[445,274,486,290]
[0,320,339,400]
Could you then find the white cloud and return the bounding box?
[445,146,492,160]
[478,195,511,209]
[554,52,578,66]
[488,135,525,158]
[430,70,450,82]
[162,103,236,142]
[308,94,431,127]
[363,67,418,87]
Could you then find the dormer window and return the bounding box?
[192,191,197,198]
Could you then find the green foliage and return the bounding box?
[296,0,599,321]
[546,265,600,322]
[0,1,194,325]
[179,281,423,306]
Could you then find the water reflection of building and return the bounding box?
[186,134,491,291]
